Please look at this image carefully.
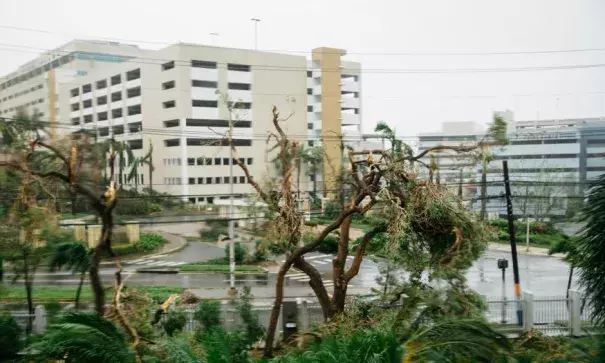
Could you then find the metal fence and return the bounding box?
[4,290,597,337]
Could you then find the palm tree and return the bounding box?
[27,312,137,362]
[50,242,92,310]
[127,145,153,192]
[300,146,323,202]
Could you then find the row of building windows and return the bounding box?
[162,119,252,128]
[161,100,252,109]
[1,55,71,90]
[164,138,252,147]
[163,157,253,166]
[2,98,46,115]
[71,105,141,124]
[163,176,250,185]
[189,61,251,72]
[70,69,141,97]
[190,80,251,90]
[71,87,140,111]
[1,84,45,103]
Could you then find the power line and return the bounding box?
[1,24,605,57]
[1,44,605,74]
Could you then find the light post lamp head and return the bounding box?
[498,258,509,270]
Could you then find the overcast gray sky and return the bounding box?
[1,0,604,137]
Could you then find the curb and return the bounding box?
[100,231,188,266]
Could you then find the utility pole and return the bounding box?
[251,18,261,50]
[228,108,236,293]
[503,160,523,325]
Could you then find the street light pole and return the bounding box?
[228,105,236,293]
[251,18,261,50]
[498,258,509,324]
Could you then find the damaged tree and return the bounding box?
[232,107,506,357]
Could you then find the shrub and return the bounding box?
[135,233,166,252]
[0,313,22,360]
[304,220,319,227]
[253,239,268,262]
[163,308,188,336]
[225,241,247,264]
[318,235,339,253]
[149,203,163,214]
[324,201,341,219]
[237,287,265,345]
[194,300,221,330]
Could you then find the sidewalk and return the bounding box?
[488,242,564,258]
[190,286,372,300]
[101,229,187,265]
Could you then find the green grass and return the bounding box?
[59,212,91,220]
[0,285,184,303]
[179,264,265,273]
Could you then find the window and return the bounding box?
[205,158,212,165]
[308,123,313,130]
[112,108,123,118]
[97,95,107,105]
[113,125,124,135]
[231,101,251,110]
[82,84,92,93]
[98,111,108,121]
[223,158,229,165]
[214,158,222,165]
[126,69,140,81]
[189,178,195,184]
[307,105,313,112]
[162,80,175,90]
[128,105,141,116]
[228,83,251,90]
[127,87,141,98]
[111,74,121,85]
[164,139,180,147]
[163,100,176,109]
[191,60,217,69]
[188,158,195,166]
[162,61,175,71]
[186,119,251,128]
[308,141,314,147]
[239,176,245,183]
[191,80,218,88]
[307,88,312,95]
[129,122,142,133]
[192,100,218,107]
[71,103,80,111]
[99,127,109,137]
[247,158,253,165]
[96,80,107,89]
[223,177,230,183]
[163,119,179,127]
[307,71,312,78]
[227,63,250,72]
[84,114,93,123]
[238,158,244,165]
[111,91,122,102]
[215,177,221,184]
[206,177,212,184]
[70,117,79,125]
[140,174,144,184]
[70,88,79,97]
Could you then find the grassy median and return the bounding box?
[179,264,265,273]
[0,285,185,303]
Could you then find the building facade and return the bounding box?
[39,42,362,204]
[0,39,145,139]
[418,112,605,218]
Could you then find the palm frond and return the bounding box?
[27,312,136,362]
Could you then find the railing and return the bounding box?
[5,290,596,337]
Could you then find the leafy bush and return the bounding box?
[163,308,187,336]
[225,241,247,264]
[136,233,166,252]
[324,201,341,220]
[236,287,265,345]
[149,203,163,214]
[253,239,268,262]
[194,327,250,363]
[194,300,221,330]
[0,313,22,361]
[304,220,319,227]
[317,235,339,253]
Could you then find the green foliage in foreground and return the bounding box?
[27,312,136,362]
[0,285,184,303]
[0,313,23,361]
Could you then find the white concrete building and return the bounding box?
[49,42,362,204]
[418,111,605,218]
[0,39,146,138]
